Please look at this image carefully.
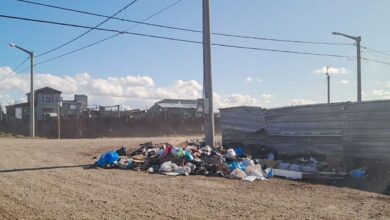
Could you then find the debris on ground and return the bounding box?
[94,140,368,182]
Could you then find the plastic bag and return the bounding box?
[171,147,180,157]
[241,159,255,169]
[245,164,266,180]
[225,148,236,158]
[228,161,244,171]
[174,166,191,176]
[229,168,247,179]
[265,168,273,178]
[234,147,245,157]
[184,151,194,161]
[96,151,119,168]
[159,161,173,173]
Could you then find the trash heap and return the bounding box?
[95,141,364,181]
[95,141,273,181]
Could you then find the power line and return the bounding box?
[362,57,390,66]
[36,0,138,57]
[27,0,184,68]
[0,56,29,82]
[361,45,390,57]
[212,43,348,58]
[13,56,29,72]
[0,14,352,65]
[2,13,389,75]
[14,0,352,46]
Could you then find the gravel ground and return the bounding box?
[0,137,389,220]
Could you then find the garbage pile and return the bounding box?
[95,141,273,181]
[94,141,363,181]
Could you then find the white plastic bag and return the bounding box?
[159,161,173,173]
[245,164,266,180]
[229,168,247,179]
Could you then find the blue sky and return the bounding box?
[1,0,390,109]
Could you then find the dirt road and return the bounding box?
[0,137,388,219]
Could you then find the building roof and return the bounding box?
[6,102,30,108]
[157,99,197,105]
[155,99,198,109]
[157,103,197,109]
[26,86,62,95]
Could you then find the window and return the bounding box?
[43,94,54,102]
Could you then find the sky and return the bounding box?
[1,0,390,111]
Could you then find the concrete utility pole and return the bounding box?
[332,32,362,102]
[202,0,215,147]
[326,66,330,104]
[9,43,35,137]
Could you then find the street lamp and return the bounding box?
[9,43,35,137]
[332,32,362,102]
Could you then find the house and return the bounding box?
[148,99,201,118]
[6,87,61,120]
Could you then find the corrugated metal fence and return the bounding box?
[220,100,390,162]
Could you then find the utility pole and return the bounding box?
[332,32,362,102]
[202,0,215,147]
[326,66,330,104]
[9,43,35,137]
[357,37,361,102]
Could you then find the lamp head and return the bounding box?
[9,43,16,48]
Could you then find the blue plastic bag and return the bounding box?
[351,169,366,179]
[96,151,119,168]
[228,161,244,171]
[184,151,194,161]
[234,147,245,157]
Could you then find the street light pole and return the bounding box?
[9,43,35,137]
[202,0,215,147]
[332,32,362,102]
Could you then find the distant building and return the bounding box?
[148,99,201,118]
[6,87,88,120]
[120,109,146,118]
[62,95,88,118]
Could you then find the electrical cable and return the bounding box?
[14,0,352,46]
[36,0,138,57]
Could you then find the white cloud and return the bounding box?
[313,66,347,75]
[341,80,349,84]
[261,94,275,104]
[214,93,261,109]
[372,89,390,99]
[385,82,390,88]
[245,77,262,83]
[0,66,264,110]
[0,66,13,77]
[289,98,316,106]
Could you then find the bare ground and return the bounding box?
[0,137,388,220]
